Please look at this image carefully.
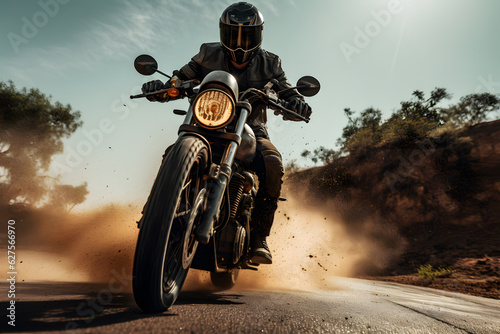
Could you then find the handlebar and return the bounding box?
[239,87,310,123]
[130,88,172,99]
[268,100,310,123]
[131,79,310,123]
[130,79,200,100]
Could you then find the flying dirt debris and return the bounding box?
[2,123,499,299]
[287,120,500,298]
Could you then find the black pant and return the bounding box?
[249,137,284,237]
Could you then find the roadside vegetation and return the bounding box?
[417,264,455,280]
[0,81,88,211]
[300,88,500,165]
[287,88,500,298]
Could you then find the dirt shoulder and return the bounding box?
[363,256,500,299]
[288,120,500,299]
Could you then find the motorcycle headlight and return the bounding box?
[193,89,234,129]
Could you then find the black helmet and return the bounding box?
[220,2,264,64]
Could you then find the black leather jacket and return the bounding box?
[175,42,303,138]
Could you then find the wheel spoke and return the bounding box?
[183,179,192,208]
[173,209,191,220]
[185,188,190,211]
[181,179,192,191]
[164,239,182,282]
[162,153,206,294]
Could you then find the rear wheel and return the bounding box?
[210,269,239,290]
[133,136,208,313]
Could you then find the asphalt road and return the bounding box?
[1,278,499,333]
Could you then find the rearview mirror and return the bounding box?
[134,54,158,76]
[296,76,320,97]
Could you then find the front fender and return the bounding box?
[177,132,212,171]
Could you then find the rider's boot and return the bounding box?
[250,234,273,264]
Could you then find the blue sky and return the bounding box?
[1,0,499,209]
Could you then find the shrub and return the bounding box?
[417,264,455,279]
[441,93,500,125]
[337,107,382,153]
[345,127,380,154]
[380,116,436,147]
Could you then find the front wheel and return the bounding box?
[133,136,209,313]
[210,269,239,290]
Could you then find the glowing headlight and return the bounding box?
[193,89,234,129]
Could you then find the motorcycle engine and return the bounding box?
[215,171,254,267]
[216,220,246,266]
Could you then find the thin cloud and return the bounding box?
[0,0,283,79]
[1,0,224,77]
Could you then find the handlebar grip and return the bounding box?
[129,88,178,100]
[130,90,164,99]
[269,100,309,123]
[280,99,290,110]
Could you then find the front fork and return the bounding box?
[195,102,251,244]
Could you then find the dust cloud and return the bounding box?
[1,204,139,286]
[231,190,406,292]
[1,183,405,293]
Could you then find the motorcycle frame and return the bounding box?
[177,98,253,274]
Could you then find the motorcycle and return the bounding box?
[130,54,320,313]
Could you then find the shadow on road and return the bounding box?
[1,283,245,332]
[177,290,245,305]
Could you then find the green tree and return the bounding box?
[0,81,87,208]
[379,88,451,146]
[335,87,499,158]
[396,88,451,123]
[337,107,382,153]
[442,93,500,125]
[338,88,452,154]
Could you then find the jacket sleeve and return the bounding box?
[273,56,304,102]
[175,44,206,81]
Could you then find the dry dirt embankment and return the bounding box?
[288,120,500,299]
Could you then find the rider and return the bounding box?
[142,2,312,264]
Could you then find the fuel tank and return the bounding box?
[235,124,256,165]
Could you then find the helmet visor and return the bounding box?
[220,23,262,52]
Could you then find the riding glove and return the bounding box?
[142,80,169,102]
[286,97,312,120]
